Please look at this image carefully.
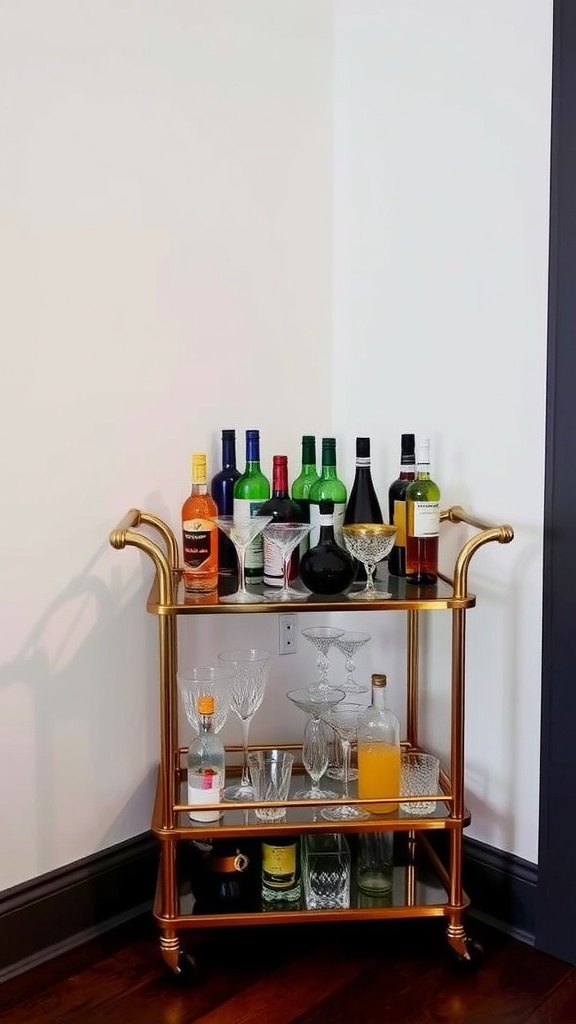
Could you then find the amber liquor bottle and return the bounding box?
[181,453,219,594]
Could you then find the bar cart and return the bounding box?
[109,506,513,978]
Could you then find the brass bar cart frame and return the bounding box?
[110,505,513,976]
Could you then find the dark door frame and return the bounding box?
[536,0,576,964]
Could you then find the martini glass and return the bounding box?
[286,686,345,799]
[342,524,397,600]
[262,521,312,601]
[320,704,370,821]
[302,626,345,695]
[218,648,273,800]
[177,666,232,734]
[334,631,372,694]
[213,515,272,603]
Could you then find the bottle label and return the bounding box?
[233,497,266,576]
[392,500,407,547]
[183,519,217,569]
[188,767,224,822]
[309,501,346,548]
[263,535,283,586]
[407,501,440,538]
[262,842,297,889]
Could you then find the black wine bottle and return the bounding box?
[210,429,241,577]
[299,499,355,595]
[257,455,303,587]
[344,437,383,581]
[388,433,416,577]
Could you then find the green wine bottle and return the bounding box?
[308,437,347,549]
[233,429,270,585]
[291,435,320,558]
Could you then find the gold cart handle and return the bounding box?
[440,505,514,600]
[109,508,179,607]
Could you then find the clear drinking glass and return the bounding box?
[302,833,351,910]
[301,626,345,694]
[334,630,371,693]
[342,524,397,600]
[320,704,370,821]
[213,516,272,603]
[262,521,312,601]
[400,751,441,814]
[177,666,232,734]
[286,686,345,799]
[217,648,273,800]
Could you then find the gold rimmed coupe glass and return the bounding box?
[213,515,272,603]
[342,523,397,600]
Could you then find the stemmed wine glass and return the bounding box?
[218,648,273,800]
[262,522,312,601]
[213,516,273,604]
[334,631,372,694]
[286,686,346,799]
[342,524,397,600]
[177,666,232,734]
[301,626,345,695]
[320,704,370,821]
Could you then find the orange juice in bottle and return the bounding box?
[357,674,401,814]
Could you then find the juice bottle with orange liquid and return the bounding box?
[357,673,400,813]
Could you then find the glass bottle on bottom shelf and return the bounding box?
[261,836,301,905]
[181,452,219,594]
[357,673,401,814]
[187,694,225,822]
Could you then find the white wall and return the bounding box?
[0,0,551,890]
[332,0,552,862]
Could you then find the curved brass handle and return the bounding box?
[440,505,514,599]
[109,508,179,606]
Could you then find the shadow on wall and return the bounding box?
[0,524,161,885]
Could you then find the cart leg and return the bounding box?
[446,916,484,972]
[160,930,200,981]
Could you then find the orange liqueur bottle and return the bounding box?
[182,453,219,594]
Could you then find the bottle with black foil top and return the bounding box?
[388,433,416,577]
[344,437,383,581]
[211,429,241,577]
[299,499,355,595]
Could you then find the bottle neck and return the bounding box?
[271,457,289,496]
[301,437,316,467]
[245,433,261,465]
[222,436,237,470]
[199,713,215,734]
[372,685,387,709]
[320,440,337,473]
[191,481,208,495]
[318,510,336,543]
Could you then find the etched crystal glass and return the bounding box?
[262,521,312,601]
[301,626,345,694]
[217,648,273,800]
[213,515,272,603]
[342,523,397,600]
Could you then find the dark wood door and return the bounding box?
[536,0,576,965]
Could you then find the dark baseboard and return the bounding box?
[0,831,537,981]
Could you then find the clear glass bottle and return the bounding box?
[187,694,225,822]
[210,429,241,577]
[261,836,301,904]
[298,499,355,595]
[258,455,303,586]
[181,453,219,594]
[233,429,270,585]
[388,433,416,577]
[405,438,441,585]
[308,437,347,548]
[357,673,401,814]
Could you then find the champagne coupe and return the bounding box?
[286,686,346,799]
[342,524,397,600]
[218,648,273,800]
[320,704,370,821]
[177,666,232,734]
[262,521,312,601]
[301,626,345,695]
[213,515,272,604]
[334,631,372,694]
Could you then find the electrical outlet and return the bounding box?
[278,614,298,655]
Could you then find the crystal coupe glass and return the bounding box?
[286,686,346,799]
[218,648,273,800]
[334,630,371,694]
[213,515,272,603]
[301,626,345,695]
[262,521,312,601]
[342,524,397,600]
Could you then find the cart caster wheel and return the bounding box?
[169,950,201,984]
[450,938,484,974]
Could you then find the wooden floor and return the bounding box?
[1,914,576,1024]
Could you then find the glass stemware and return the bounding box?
[286,686,346,799]
[320,703,370,821]
[262,522,312,601]
[218,648,273,800]
[342,524,397,600]
[177,666,232,734]
[301,626,345,694]
[334,630,372,694]
[213,516,273,603]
